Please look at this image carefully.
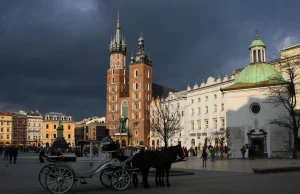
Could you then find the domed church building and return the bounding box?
[221,34,290,158]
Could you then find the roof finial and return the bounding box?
[140,29,143,38]
[116,10,120,28]
[255,29,259,39]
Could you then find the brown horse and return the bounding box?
[131,145,185,188]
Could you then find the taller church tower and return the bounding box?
[106,12,129,132]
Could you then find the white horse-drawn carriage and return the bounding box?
[38,140,137,194]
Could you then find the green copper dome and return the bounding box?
[235,63,284,84]
[249,35,266,49]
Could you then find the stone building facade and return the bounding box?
[0,112,13,144]
[42,112,75,147]
[106,13,175,146]
[27,110,43,146]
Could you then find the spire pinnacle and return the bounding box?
[255,29,259,39]
[116,10,120,28]
[140,29,143,38]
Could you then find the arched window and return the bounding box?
[135,93,139,99]
[135,103,139,109]
[112,105,115,112]
[135,83,139,90]
[258,49,261,62]
[112,96,115,102]
[262,50,265,62]
[112,86,115,92]
[112,69,115,75]
[112,115,115,121]
[253,50,257,62]
[134,70,138,77]
[112,77,115,84]
[121,101,128,117]
[147,70,150,78]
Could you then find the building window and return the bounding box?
[121,101,129,117]
[147,70,150,78]
[68,117,71,121]
[221,103,224,111]
[112,96,115,102]
[112,77,115,84]
[6,135,9,139]
[46,134,49,138]
[53,134,56,138]
[214,104,217,112]
[205,96,208,101]
[197,120,201,129]
[191,108,194,116]
[112,69,115,75]
[191,99,194,104]
[112,115,115,121]
[111,86,115,93]
[134,69,138,77]
[7,128,9,132]
[147,83,150,90]
[181,111,184,117]
[220,118,225,128]
[213,118,217,129]
[135,103,139,109]
[198,98,201,103]
[191,120,194,130]
[198,107,201,115]
[135,93,139,100]
[68,125,70,129]
[68,134,71,139]
[112,105,115,112]
[28,136,30,140]
[54,125,56,129]
[214,94,217,99]
[205,119,208,129]
[135,113,138,119]
[205,106,208,113]
[135,83,139,90]
[123,77,126,84]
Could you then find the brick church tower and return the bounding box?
[106,12,153,146]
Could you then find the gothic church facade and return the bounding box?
[106,13,175,146]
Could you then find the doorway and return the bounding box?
[251,138,264,157]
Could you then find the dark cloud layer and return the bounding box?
[0,0,299,120]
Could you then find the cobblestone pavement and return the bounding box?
[172,157,300,173]
[1,154,300,194]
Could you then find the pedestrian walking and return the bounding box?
[210,146,216,162]
[248,146,254,160]
[240,146,246,160]
[39,148,45,163]
[8,146,18,164]
[3,146,9,160]
[200,149,208,168]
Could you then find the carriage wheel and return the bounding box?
[39,164,55,190]
[110,169,131,191]
[100,167,114,187]
[45,165,74,194]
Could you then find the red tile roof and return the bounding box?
[0,112,12,116]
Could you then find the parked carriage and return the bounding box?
[38,140,137,194]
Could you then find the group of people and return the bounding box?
[240,145,256,160]
[0,145,18,164]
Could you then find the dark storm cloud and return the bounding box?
[0,0,299,120]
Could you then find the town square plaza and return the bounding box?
[1,152,300,194]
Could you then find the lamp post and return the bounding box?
[119,115,128,147]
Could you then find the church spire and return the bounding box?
[109,11,126,55]
[131,30,152,66]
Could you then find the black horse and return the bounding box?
[155,145,185,187]
[131,145,185,188]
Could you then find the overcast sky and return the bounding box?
[0,0,299,120]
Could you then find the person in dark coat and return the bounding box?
[39,148,45,163]
[8,146,18,164]
[248,146,254,160]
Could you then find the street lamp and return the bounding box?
[119,115,128,147]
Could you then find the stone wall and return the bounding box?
[228,126,244,158]
[270,125,290,153]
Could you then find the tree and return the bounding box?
[265,52,300,159]
[149,98,182,148]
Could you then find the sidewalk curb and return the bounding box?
[253,166,300,173]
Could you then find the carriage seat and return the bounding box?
[46,155,77,162]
